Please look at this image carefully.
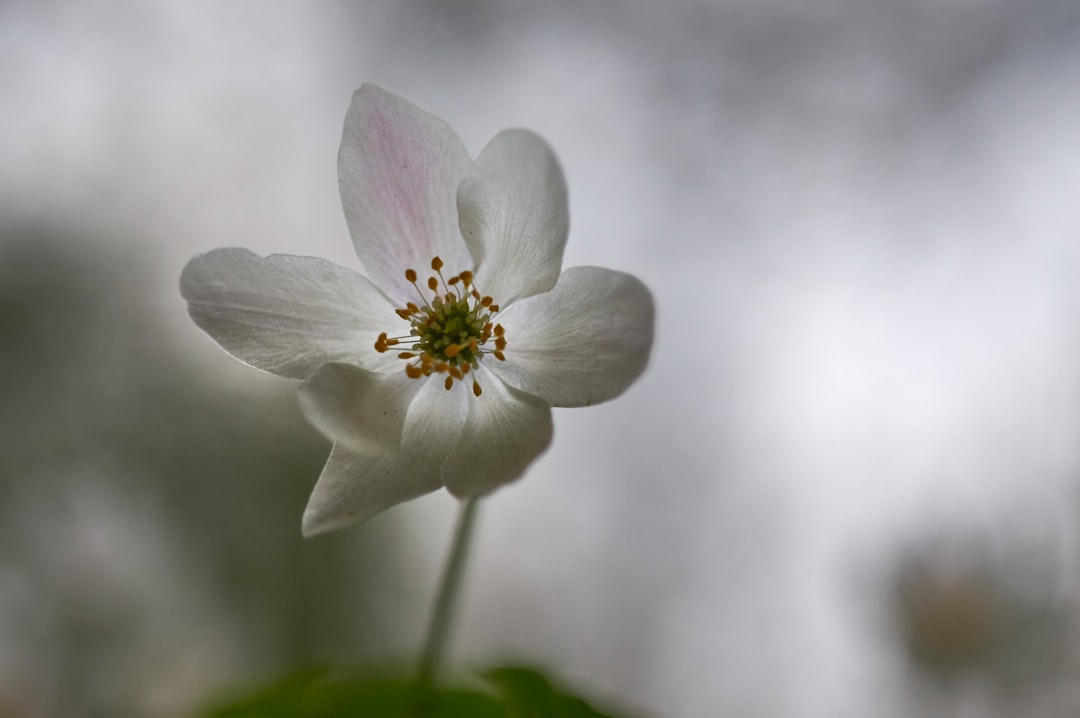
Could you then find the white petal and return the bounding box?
[180,248,396,380]
[339,84,475,306]
[301,444,438,536]
[441,367,553,498]
[488,266,654,407]
[458,129,569,305]
[302,375,467,535]
[298,363,422,455]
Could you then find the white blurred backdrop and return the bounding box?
[3,1,1080,716]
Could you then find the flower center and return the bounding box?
[374,256,506,396]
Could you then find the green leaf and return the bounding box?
[203,665,631,718]
[483,666,620,718]
[204,669,508,718]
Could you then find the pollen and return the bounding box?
[375,257,508,396]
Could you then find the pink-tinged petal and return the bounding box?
[488,266,654,407]
[298,363,422,455]
[458,129,568,305]
[180,248,397,379]
[441,368,553,498]
[302,375,467,535]
[339,84,475,305]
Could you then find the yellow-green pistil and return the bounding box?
[375,256,506,397]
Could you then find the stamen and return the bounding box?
[380,257,507,397]
[430,257,456,296]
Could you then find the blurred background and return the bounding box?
[3,0,1080,716]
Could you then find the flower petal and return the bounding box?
[302,376,467,535]
[180,248,396,379]
[441,367,553,498]
[301,444,436,536]
[339,84,475,305]
[488,266,654,407]
[458,129,569,305]
[298,363,422,455]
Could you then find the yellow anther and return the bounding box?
[382,257,507,397]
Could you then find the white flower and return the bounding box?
[181,85,654,536]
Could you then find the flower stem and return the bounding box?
[416,496,481,687]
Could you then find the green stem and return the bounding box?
[416,496,482,687]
